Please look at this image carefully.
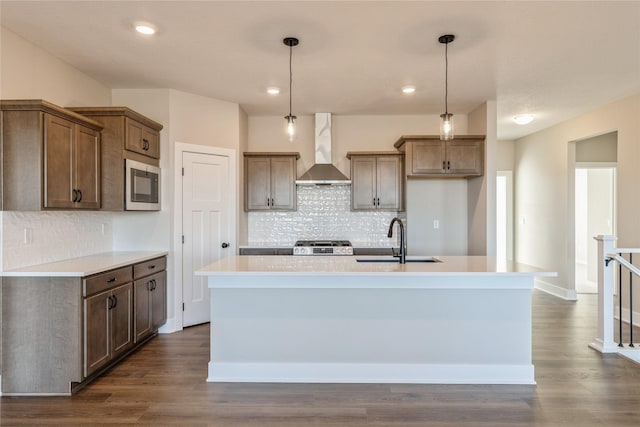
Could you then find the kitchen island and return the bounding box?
[197,255,555,385]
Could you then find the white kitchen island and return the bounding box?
[197,255,555,385]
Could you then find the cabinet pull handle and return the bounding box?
[442,161,446,170]
[271,198,274,206]
[107,295,114,310]
[142,139,149,150]
[147,280,153,291]
[112,295,118,309]
[77,189,83,202]
[153,279,157,291]
[447,161,450,170]
[267,197,270,207]
[373,198,376,206]
[72,189,78,202]
[106,277,116,283]
[377,197,380,206]
[148,264,156,270]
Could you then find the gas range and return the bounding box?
[293,240,354,256]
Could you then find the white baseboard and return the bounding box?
[158,316,179,334]
[207,362,536,385]
[614,306,640,329]
[534,279,577,301]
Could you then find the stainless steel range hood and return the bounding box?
[296,113,351,185]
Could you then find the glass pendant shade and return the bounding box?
[440,113,454,140]
[285,114,296,142]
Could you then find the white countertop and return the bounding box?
[1,251,168,277]
[197,255,557,277]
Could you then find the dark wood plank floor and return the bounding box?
[3,290,640,426]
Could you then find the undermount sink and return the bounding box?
[355,256,442,263]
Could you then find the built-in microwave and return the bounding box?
[125,159,160,211]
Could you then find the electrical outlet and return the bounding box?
[101,223,108,235]
[24,228,33,244]
[433,220,440,229]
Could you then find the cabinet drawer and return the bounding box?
[134,256,166,279]
[84,266,132,297]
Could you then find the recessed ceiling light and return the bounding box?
[402,86,416,94]
[134,23,157,35]
[513,114,534,125]
[267,87,280,95]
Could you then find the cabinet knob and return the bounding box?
[221,242,230,249]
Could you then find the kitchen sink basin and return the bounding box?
[355,256,442,263]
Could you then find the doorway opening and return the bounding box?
[572,132,617,295]
[496,171,513,262]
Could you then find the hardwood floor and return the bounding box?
[2,290,640,426]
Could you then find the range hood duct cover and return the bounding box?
[296,113,351,185]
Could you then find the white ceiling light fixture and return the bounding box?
[402,86,416,94]
[438,34,455,141]
[134,22,157,35]
[267,87,280,95]
[283,37,299,142]
[513,114,535,125]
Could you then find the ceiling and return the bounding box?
[1,1,639,140]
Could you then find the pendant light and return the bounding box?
[283,37,299,142]
[438,34,455,140]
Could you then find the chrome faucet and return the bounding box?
[387,217,406,264]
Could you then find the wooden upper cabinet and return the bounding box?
[394,135,485,178]
[347,152,404,211]
[67,106,163,211]
[1,100,103,211]
[125,117,160,159]
[244,153,299,211]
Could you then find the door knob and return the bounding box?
[221,242,230,248]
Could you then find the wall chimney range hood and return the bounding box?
[296,113,351,186]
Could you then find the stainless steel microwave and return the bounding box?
[125,159,160,211]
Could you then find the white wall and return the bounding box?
[514,93,640,299]
[0,27,113,271]
[111,88,243,330]
[0,27,111,105]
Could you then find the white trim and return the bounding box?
[173,142,237,331]
[207,362,535,385]
[575,162,618,168]
[534,279,578,300]
[158,316,177,334]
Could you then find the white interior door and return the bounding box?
[182,151,231,327]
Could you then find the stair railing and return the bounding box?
[592,235,640,354]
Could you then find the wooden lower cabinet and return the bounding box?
[134,270,167,343]
[84,283,133,377]
[0,255,167,395]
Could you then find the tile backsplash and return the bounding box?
[1,211,113,270]
[248,186,402,247]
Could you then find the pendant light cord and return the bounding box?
[289,44,293,117]
[444,41,449,115]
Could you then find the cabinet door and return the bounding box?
[111,283,133,358]
[270,157,296,210]
[409,140,446,175]
[151,271,167,330]
[84,290,110,377]
[134,277,152,343]
[351,156,377,211]
[74,125,101,209]
[446,140,483,175]
[245,157,271,210]
[141,126,160,159]
[124,118,144,155]
[44,114,75,208]
[376,156,403,210]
